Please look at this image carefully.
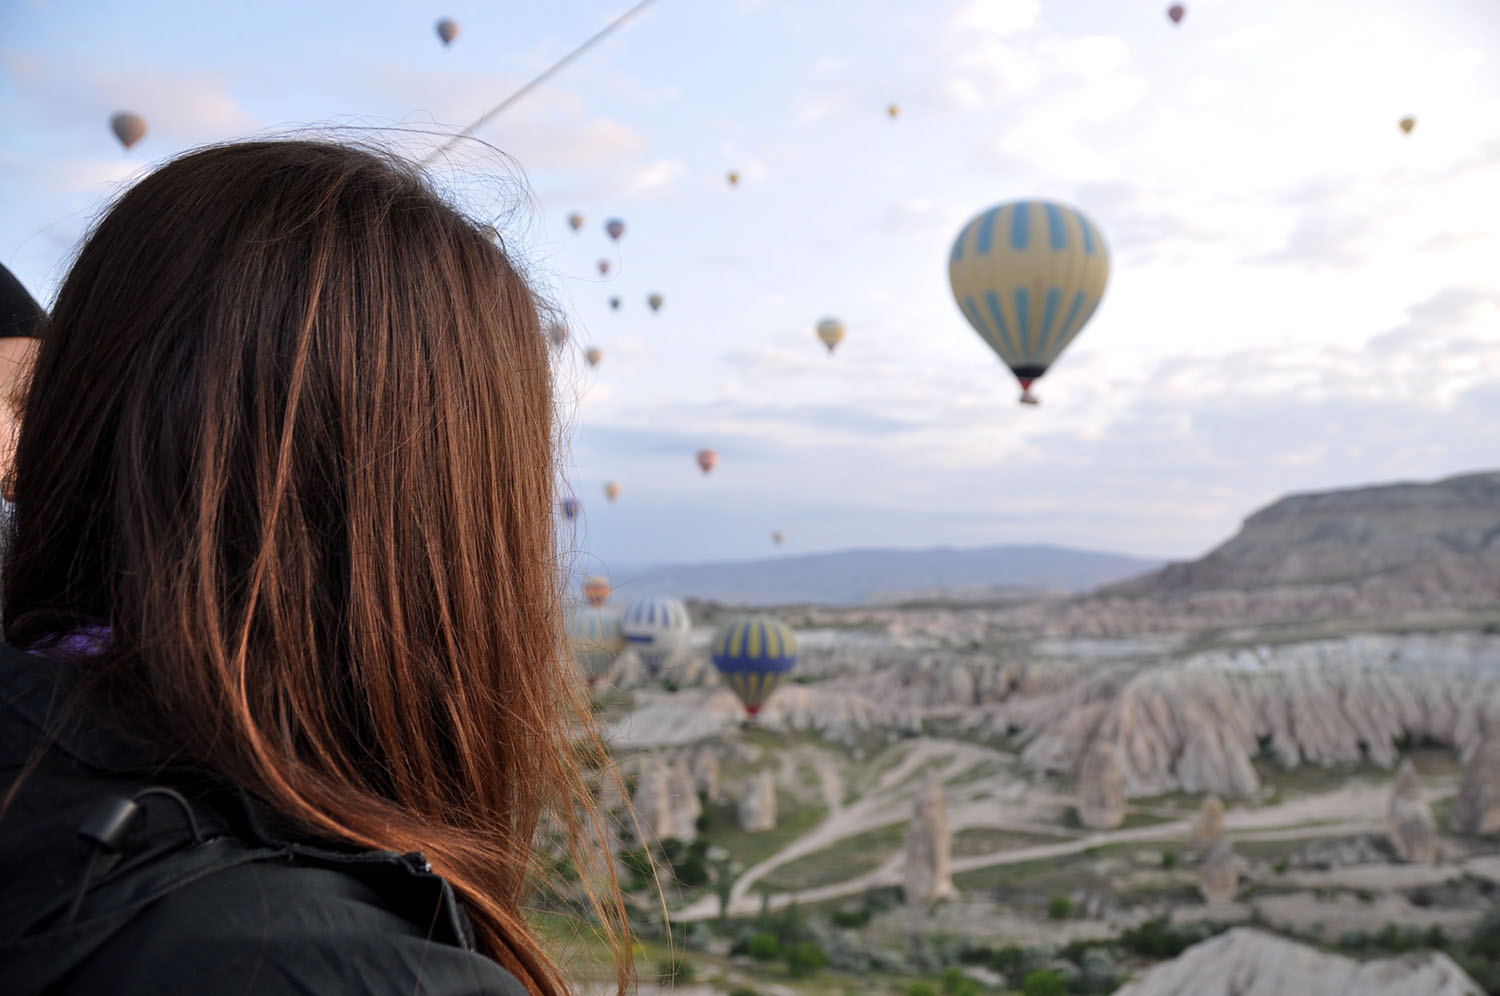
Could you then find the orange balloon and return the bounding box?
[583,577,611,607]
[696,449,718,474]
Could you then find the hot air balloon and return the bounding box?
[568,212,585,231]
[887,103,900,119]
[816,318,846,354]
[948,200,1110,405]
[560,496,582,521]
[603,481,621,502]
[436,18,460,45]
[1399,116,1417,135]
[622,596,691,678]
[726,170,741,187]
[1167,4,1185,24]
[597,259,611,276]
[568,606,626,687]
[608,296,621,311]
[647,293,663,312]
[110,112,147,150]
[548,322,569,350]
[604,218,625,240]
[711,615,797,717]
[696,449,717,475]
[772,530,785,546]
[583,576,612,607]
[585,347,602,368]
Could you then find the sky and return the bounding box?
[3,0,1500,571]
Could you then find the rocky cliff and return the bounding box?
[1046,471,1500,634]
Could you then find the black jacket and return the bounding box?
[0,644,530,995]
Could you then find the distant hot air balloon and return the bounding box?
[605,218,625,240]
[1167,4,1185,24]
[696,449,718,474]
[548,322,569,350]
[1399,116,1417,135]
[622,596,691,678]
[560,496,582,521]
[726,170,741,188]
[568,212,585,231]
[948,199,1110,405]
[647,293,663,312]
[887,103,900,119]
[585,347,603,368]
[436,18,460,45]
[582,576,612,607]
[604,481,621,502]
[110,112,147,150]
[816,317,846,354]
[711,615,797,717]
[608,296,621,311]
[597,259,611,276]
[772,530,785,546]
[568,605,626,687]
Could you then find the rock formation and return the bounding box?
[631,755,701,842]
[691,747,720,802]
[1000,632,1500,798]
[668,756,702,841]
[1113,927,1483,996]
[1077,742,1125,829]
[1451,735,1500,835]
[1387,759,1439,862]
[631,756,674,841]
[738,770,777,832]
[1190,795,1226,849]
[1197,837,1237,904]
[903,778,953,904]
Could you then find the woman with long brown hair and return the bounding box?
[0,140,627,995]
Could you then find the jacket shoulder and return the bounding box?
[57,858,531,996]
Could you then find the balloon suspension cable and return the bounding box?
[422,0,659,166]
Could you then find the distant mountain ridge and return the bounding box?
[610,544,1160,607]
[1029,470,1500,635]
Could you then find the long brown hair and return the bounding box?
[4,140,627,993]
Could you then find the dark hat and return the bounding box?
[0,264,47,339]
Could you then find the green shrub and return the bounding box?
[727,989,759,996]
[1120,917,1221,959]
[1160,850,1177,869]
[906,985,937,996]
[1021,969,1067,996]
[747,931,781,961]
[1048,895,1073,920]
[618,847,653,890]
[656,957,693,985]
[785,941,829,978]
[951,981,980,996]
[940,965,966,993]
[831,906,872,928]
[987,945,1026,981]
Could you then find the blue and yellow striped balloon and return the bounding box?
[567,606,626,686]
[948,200,1110,404]
[622,595,691,677]
[710,615,797,717]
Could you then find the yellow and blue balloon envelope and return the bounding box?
[948,199,1110,404]
[711,615,797,717]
